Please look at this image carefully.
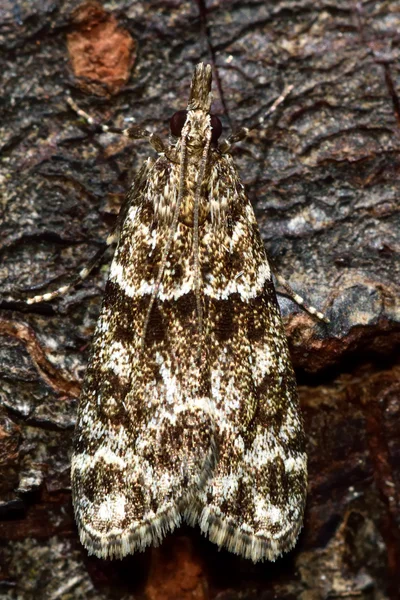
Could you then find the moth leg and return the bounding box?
[219,127,249,153]
[26,241,111,305]
[27,159,153,305]
[219,84,294,154]
[67,97,170,156]
[275,273,330,324]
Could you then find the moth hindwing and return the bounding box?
[71,63,307,562]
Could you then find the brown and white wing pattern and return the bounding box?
[71,62,308,563]
[181,154,307,562]
[71,157,216,559]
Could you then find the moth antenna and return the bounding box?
[193,129,212,346]
[69,63,323,563]
[219,84,294,153]
[140,120,190,350]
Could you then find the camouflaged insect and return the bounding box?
[70,63,308,562]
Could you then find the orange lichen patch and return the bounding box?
[67,1,136,96]
[145,537,207,600]
[0,318,80,398]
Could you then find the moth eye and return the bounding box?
[210,114,222,144]
[170,110,187,137]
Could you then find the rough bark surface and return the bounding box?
[0,1,399,599]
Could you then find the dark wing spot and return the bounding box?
[213,298,237,342]
[145,302,166,344]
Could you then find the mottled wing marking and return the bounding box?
[200,290,306,562]
[72,63,308,563]
[185,156,307,561]
[72,157,217,559]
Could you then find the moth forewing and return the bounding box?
[71,63,308,562]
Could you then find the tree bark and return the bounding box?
[0,1,399,599]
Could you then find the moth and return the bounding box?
[32,63,325,562]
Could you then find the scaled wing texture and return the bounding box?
[71,63,307,562]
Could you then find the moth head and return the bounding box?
[169,63,222,150]
[170,109,222,147]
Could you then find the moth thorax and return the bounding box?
[177,162,210,227]
[179,191,210,227]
